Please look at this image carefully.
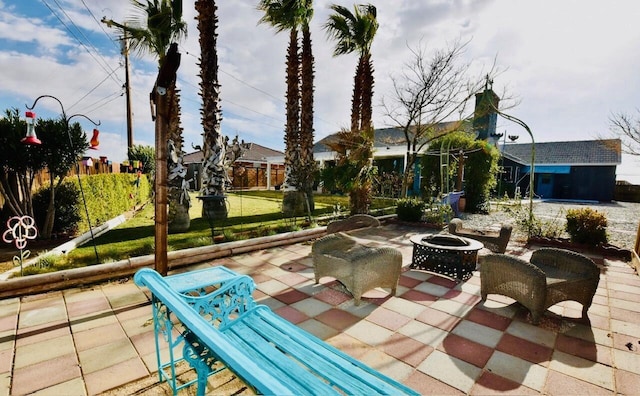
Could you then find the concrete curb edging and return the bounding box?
[0,226,327,298]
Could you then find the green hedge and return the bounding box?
[66,173,151,234]
[396,198,425,222]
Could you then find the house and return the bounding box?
[183,142,285,191]
[499,139,622,202]
[313,82,622,202]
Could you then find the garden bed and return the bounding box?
[527,236,632,261]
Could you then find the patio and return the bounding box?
[1,222,639,395]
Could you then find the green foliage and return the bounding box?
[20,253,71,276]
[37,119,89,178]
[0,108,46,175]
[33,182,82,235]
[67,173,152,234]
[323,128,378,215]
[396,198,425,222]
[129,241,155,257]
[128,144,155,174]
[421,131,499,212]
[319,165,343,194]
[504,205,565,239]
[423,201,454,226]
[0,109,57,219]
[565,208,608,245]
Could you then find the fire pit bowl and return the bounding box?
[409,234,484,282]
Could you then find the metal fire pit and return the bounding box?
[409,234,484,282]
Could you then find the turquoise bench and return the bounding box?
[134,266,419,396]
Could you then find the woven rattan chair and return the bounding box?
[312,232,402,305]
[326,214,380,234]
[449,218,512,253]
[480,248,600,324]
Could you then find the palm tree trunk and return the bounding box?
[300,26,315,212]
[166,83,190,233]
[360,53,374,131]
[282,28,304,216]
[351,56,365,132]
[197,0,229,222]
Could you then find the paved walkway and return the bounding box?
[1,223,640,395]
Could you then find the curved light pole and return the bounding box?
[25,95,101,264]
[494,110,536,236]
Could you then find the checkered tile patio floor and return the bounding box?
[1,223,639,395]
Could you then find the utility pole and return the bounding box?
[123,31,134,150]
[101,17,134,150]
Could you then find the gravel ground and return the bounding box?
[459,200,640,251]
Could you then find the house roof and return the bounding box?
[183,142,283,164]
[313,121,468,153]
[502,139,622,165]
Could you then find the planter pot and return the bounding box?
[197,195,229,220]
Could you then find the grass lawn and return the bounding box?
[12,191,396,275]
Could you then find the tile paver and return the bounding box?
[1,222,639,394]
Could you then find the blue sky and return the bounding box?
[1,0,640,184]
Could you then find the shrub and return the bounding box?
[33,182,82,236]
[396,198,426,222]
[504,205,565,239]
[423,202,453,226]
[565,208,608,245]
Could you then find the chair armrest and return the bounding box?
[312,232,356,255]
[448,218,464,234]
[530,248,599,278]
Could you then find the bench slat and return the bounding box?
[225,318,339,394]
[237,307,415,395]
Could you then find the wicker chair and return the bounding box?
[312,232,402,305]
[480,248,600,324]
[326,214,380,234]
[449,218,512,253]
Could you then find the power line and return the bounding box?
[79,0,121,51]
[68,65,124,112]
[178,75,286,125]
[180,46,338,129]
[41,0,122,89]
[76,90,123,115]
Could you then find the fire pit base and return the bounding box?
[409,234,484,282]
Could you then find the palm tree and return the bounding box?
[299,4,317,213]
[258,0,315,217]
[324,3,378,214]
[103,0,190,232]
[195,0,228,220]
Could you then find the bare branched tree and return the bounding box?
[381,39,505,197]
[609,110,640,156]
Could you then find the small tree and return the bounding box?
[609,110,640,156]
[128,144,155,174]
[381,40,484,197]
[0,109,88,239]
[0,108,45,219]
[37,118,89,239]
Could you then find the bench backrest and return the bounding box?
[134,268,292,394]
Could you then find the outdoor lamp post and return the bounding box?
[23,94,101,264]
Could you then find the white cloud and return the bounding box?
[0,0,639,184]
